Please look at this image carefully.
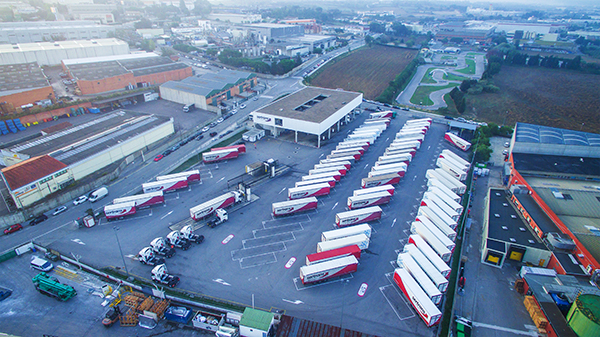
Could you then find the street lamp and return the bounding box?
[502,110,509,126]
[580,123,585,131]
[113,226,129,278]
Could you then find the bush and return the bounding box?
[376,57,421,103]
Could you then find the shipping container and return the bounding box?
[440,149,470,169]
[425,189,463,213]
[302,172,342,182]
[421,192,460,221]
[142,178,188,193]
[317,234,370,252]
[335,206,382,227]
[403,244,449,292]
[436,157,467,181]
[309,166,347,177]
[361,173,401,188]
[156,170,201,183]
[393,268,442,327]
[113,191,164,208]
[353,185,395,197]
[272,197,318,216]
[202,148,239,163]
[327,151,361,161]
[410,222,452,262]
[406,118,432,125]
[444,133,471,151]
[320,156,357,165]
[408,235,451,278]
[288,183,331,200]
[427,183,462,204]
[368,168,405,178]
[347,191,391,209]
[397,253,443,305]
[104,201,136,220]
[299,255,358,284]
[314,161,352,170]
[295,177,336,188]
[306,245,361,265]
[321,224,372,241]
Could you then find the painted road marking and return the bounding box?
[217,177,225,183]
[222,234,234,245]
[278,187,286,195]
[285,257,296,269]
[160,210,173,220]
[391,218,397,227]
[332,202,338,210]
[364,164,369,169]
[212,278,231,286]
[358,283,368,297]
[471,322,538,336]
[282,299,304,305]
[71,239,85,245]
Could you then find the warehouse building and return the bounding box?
[250,87,362,148]
[248,23,303,41]
[159,69,257,114]
[0,21,115,44]
[286,34,336,52]
[0,62,53,111]
[505,123,600,275]
[0,38,129,66]
[0,111,174,208]
[63,53,192,95]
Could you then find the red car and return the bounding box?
[3,224,22,235]
[154,154,164,162]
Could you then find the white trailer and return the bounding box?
[418,205,458,235]
[351,130,380,139]
[438,154,469,172]
[398,126,427,134]
[440,149,470,169]
[385,148,417,158]
[422,192,460,221]
[377,154,412,166]
[296,176,336,188]
[368,168,405,178]
[393,268,442,327]
[320,156,357,164]
[403,121,430,129]
[327,151,361,161]
[404,244,449,292]
[321,224,372,241]
[396,132,426,141]
[189,191,242,220]
[272,197,318,216]
[444,133,471,151]
[345,134,376,143]
[347,191,391,209]
[428,182,462,204]
[408,235,451,278]
[394,135,425,144]
[397,253,443,305]
[335,206,382,227]
[434,169,467,194]
[314,161,352,170]
[436,157,467,181]
[302,172,341,182]
[410,222,452,262]
[406,118,432,125]
[288,183,331,199]
[309,166,347,176]
[389,140,421,150]
[337,141,369,151]
[361,173,402,188]
[156,170,201,183]
[317,234,370,252]
[299,255,358,284]
[330,147,365,156]
[415,211,457,246]
[364,117,391,125]
[369,111,394,119]
[358,125,386,133]
[353,185,395,197]
[372,162,407,173]
[428,189,463,213]
[426,169,466,195]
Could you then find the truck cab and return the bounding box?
[183,104,195,113]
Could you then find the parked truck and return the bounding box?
[150,237,176,258]
[393,268,442,327]
[408,235,451,278]
[421,193,460,221]
[353,185,395,197]
[151,264,179,288]
[317,234,370,252]
[203,148,239,163]
[330,147,365,156]
[437,155,469,173]
[138,247,166,265]
[180,225,205,244]
[104,202,136,221]
[190,191,243,220]
[142,178,188,193]
[410,222,452,263]
[322,224,371,241]
[440,149,470,169]
[364,118,391,126]
[32,272,77,301]
[113,191,164,209]
[361,173,401,188]
[314,161,352,170]
[306,244,361,265]
[397,253,443,305]
[156,170,201,183]
[335,206,382,227]
[384,148,417,159]
[436,157,467,181]
[390,140,421,150]
[206,208,228,228]
[444,132,471,151]
[302,172,341,182]
[347,192,391,209]
[272,197,318,216]
[404,243,449,292]
[295,177,336,188]
[89,187,108,202]
[166,231,192,250]
[288,183,330,200]
[299,255,358,285]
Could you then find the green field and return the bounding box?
[456,59,476,75]
[441,55,456,60]
[420,67,439,84]
[443,72,468,82]
[410,83,458,106]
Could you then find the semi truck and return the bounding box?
[436,157,468,181]
[434,169,467,194]
[156,170,201,183]
[335,206,382,227]
[321,224,371,241]
[408,235,451,278]
[397,253,443,305]
[361,173,402,188]
[150,237,176,258]
[353,185,395,197]
[104,202,136,220]
[299,255,358,284]
[138,247,165,266]
[327,151,361,161]
[403,243,449,292]
[317,234,370,252]
[166,231,192,250]
[305,245,361,265]
[142,178,188,193]
[393,268,442,327]
[425,190,463,213]
[320,156,357,164]
[314,161,352,170]
[151,264,180,288]
[272,197,318,216]
[113,191,164,209]
[302,172,342,182]
[410,222,452,263]
[428,182,462,204]
[308,166,347,177]
[190,191,243,220]
[288,183,330,200]
[358,123,387,131]
[347,191,391,209]
[211,144,246,154]
[440,149,470,169]
[444,132,471,151]
[421,193,460,221]
[369,110,395,119]
[202,148,239,163]
[296,177,336,188]
[367,168,405,178]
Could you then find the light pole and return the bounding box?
[113,226,129,278]
[580,123,585,131]
[502,110,509,126]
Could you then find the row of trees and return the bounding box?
[218,50,302,76]
[472,123,513,162]
[376,57,422,103]
[263,6,342,24]
[447,79,499,114]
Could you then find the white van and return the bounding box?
[31,257,53,272]
[89,187,108,203]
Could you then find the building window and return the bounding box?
[54,170,68,178]
[275,118,283,126]
[39,176,52,184]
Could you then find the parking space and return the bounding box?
[125,99,215,132]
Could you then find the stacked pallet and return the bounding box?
[149,299,170,319]
[523,296,548,333]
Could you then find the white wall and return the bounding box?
[159,86,208,110]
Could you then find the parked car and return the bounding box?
[30,257,53,272]
[52,206,68,216]
[3,224,22,235]
[240,104,246,109]
[163,149,173,156]
[154,154,164,162]
[216,117,224,124]
[231,109,238,115]
[253,97,259,101]
[504,142,510,148]
[29,214,48,226]
[171,144,180,152]
[195,135,204,141]
[201,126,210,132]
[210,132,218,137]
[502,149,509,155]
[73,195,88,205]
[209,122,218,128]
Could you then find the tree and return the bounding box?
[313,47,322,54]
[474,143,493,162]
[161,47,175,57]
[365,35,374,47]
[369,22,385,34]
[139,39,155,52]
[192,0,212,17]
[391,22,409,37]
[135,18,153,29]
[179,0,189,15]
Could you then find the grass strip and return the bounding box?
[456,59,476,75]
[410,83,458,106]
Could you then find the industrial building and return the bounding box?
[63,53,192,95]
[208,13,262,24]
[0,111,174,208]
[280,19,322,34]
[247,23,303,41]
[0,62,53,111]
[505,123,600,275]
[0,38,129,66]
[159,69,257,114]
[250,87,362,148]
[0,21,115,44]
[286,35,336,52]
[67,3,117,24]
[435,22,495,43]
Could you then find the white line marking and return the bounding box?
[217,177,225,183]
[160,211,173,220]
[332,202,338,210]
[319,154,324,158]
[282,299,304,305]
[391,218,397,227]
[413,175,417,181]
[278,187,286,195]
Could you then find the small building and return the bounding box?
[248,23,303,41]
[0,62,54,111]
[239,308,274,337]
[67,3,117,24]
[208,13,262,24]
[286,34,337,52]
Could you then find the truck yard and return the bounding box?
[0,105,468,337]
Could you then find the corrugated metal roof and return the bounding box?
[276,315,380,337]
[515,122,600,146]
[240,308,273,331]
[1,155,67,190]
[556,215,600,266]
[535,188,600,219]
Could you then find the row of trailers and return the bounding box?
[103,170,201,220]
[393,149,471,327]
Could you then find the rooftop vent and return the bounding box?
[503,203,508,207]
[528,240,535,244]
[502,226,508,230]
[495,193,501,197]
[546,232,576,251]
[509,238,516,243]
[494,214,500,218]
[519,227,526,232]
[511,215,517,219]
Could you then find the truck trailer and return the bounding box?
[397,253,443,305]
[211,144,246,154]
[361,173,401,188]
[320,156,357,165]
[296,177,336,188]
[305,245,361,265]
[410,222,452,262]
[440,149,470,169]
[272,197,318,216]
[437,155,469,173]
[317,233,370,252]
[337,141,369,151]
[434,169,467,194]
[302,172,342,182]
[330,147,365,156]
[314,161,352,170]
[335,206,382,227]
[421,193,460,221]
[390,140,421,150]
[408,235,451,278]
[368,168,405,178]
[299,255,358,284]
[436,157,467,181]
[403,243,449,292]
[142,178,188,193]
[288,183,330,200]
[444,133,471,151]
[418,203,458,231]
[308,166,347,177]
[347,191,391,209]
[353,185,395,197]
[371,162,408,173]
[190,191,242,220]
[202,148,240,163]
[425,170,465,195]
[104,202,136,220]
[327,151,361,161]
[393,268,442,327]
[156,170,201,183]
[321,224,372,242]
[113,191,164,208]
[384,148,417,158]
[425,189,463,213]
[406,118,432,125]
[376,154,412,166]
[428,182,462,204]
[363,119,390,127]
[369,110,395,119]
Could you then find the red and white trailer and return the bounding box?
[394,135,425,144]
[142,178,188,193]
[299,255,358,284]
[369,110,394,119]
[406,118,432,125]
[414,213,457,247]
[353,185,395,197]
[317,234,370,252]
[327,151,361,161]
[376,154,412,166]
[358,124,387,133]
[426,169,465,195]
[113,191,164,208]
[393,268,442,327]
[404,121,430,129]
[410,222,452,262]
[434,169,466,194]
[309,166,347,177]
[397,253,443,305]
[408,235,451,278]
[306,244,361,265]
[337,141,369,151]
[272,197,318,216]
[372,162,407,173]
[296,177,336,188]
[335,206,382,227]
[302,172,342,182]
[440,149,470,169]
[361,173,401,188]
[363,119,390,127]
[436,157,467,181]
[345,134,376,143]
[399,127,427,135]
[211,144,246,154]
[156,170,201,183]
[444,133,471,151]
[384,148,417,158]
[104,201,136,220]
[347,191,391,209]
[288,183,330,200]
[189,191,243,220]
[320,156,357,164]
[418,204,458,232]
[427,189,463,213]
[368,168,405,178]
[315,161,352,170]
[438,154,469,173]
[422,192,460,221]
[403,243,449,292]
[427,181,462,203]
[390,140,421,150]
[203,148,239,163]
[331,147,366,156]
[322,224,372,241]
